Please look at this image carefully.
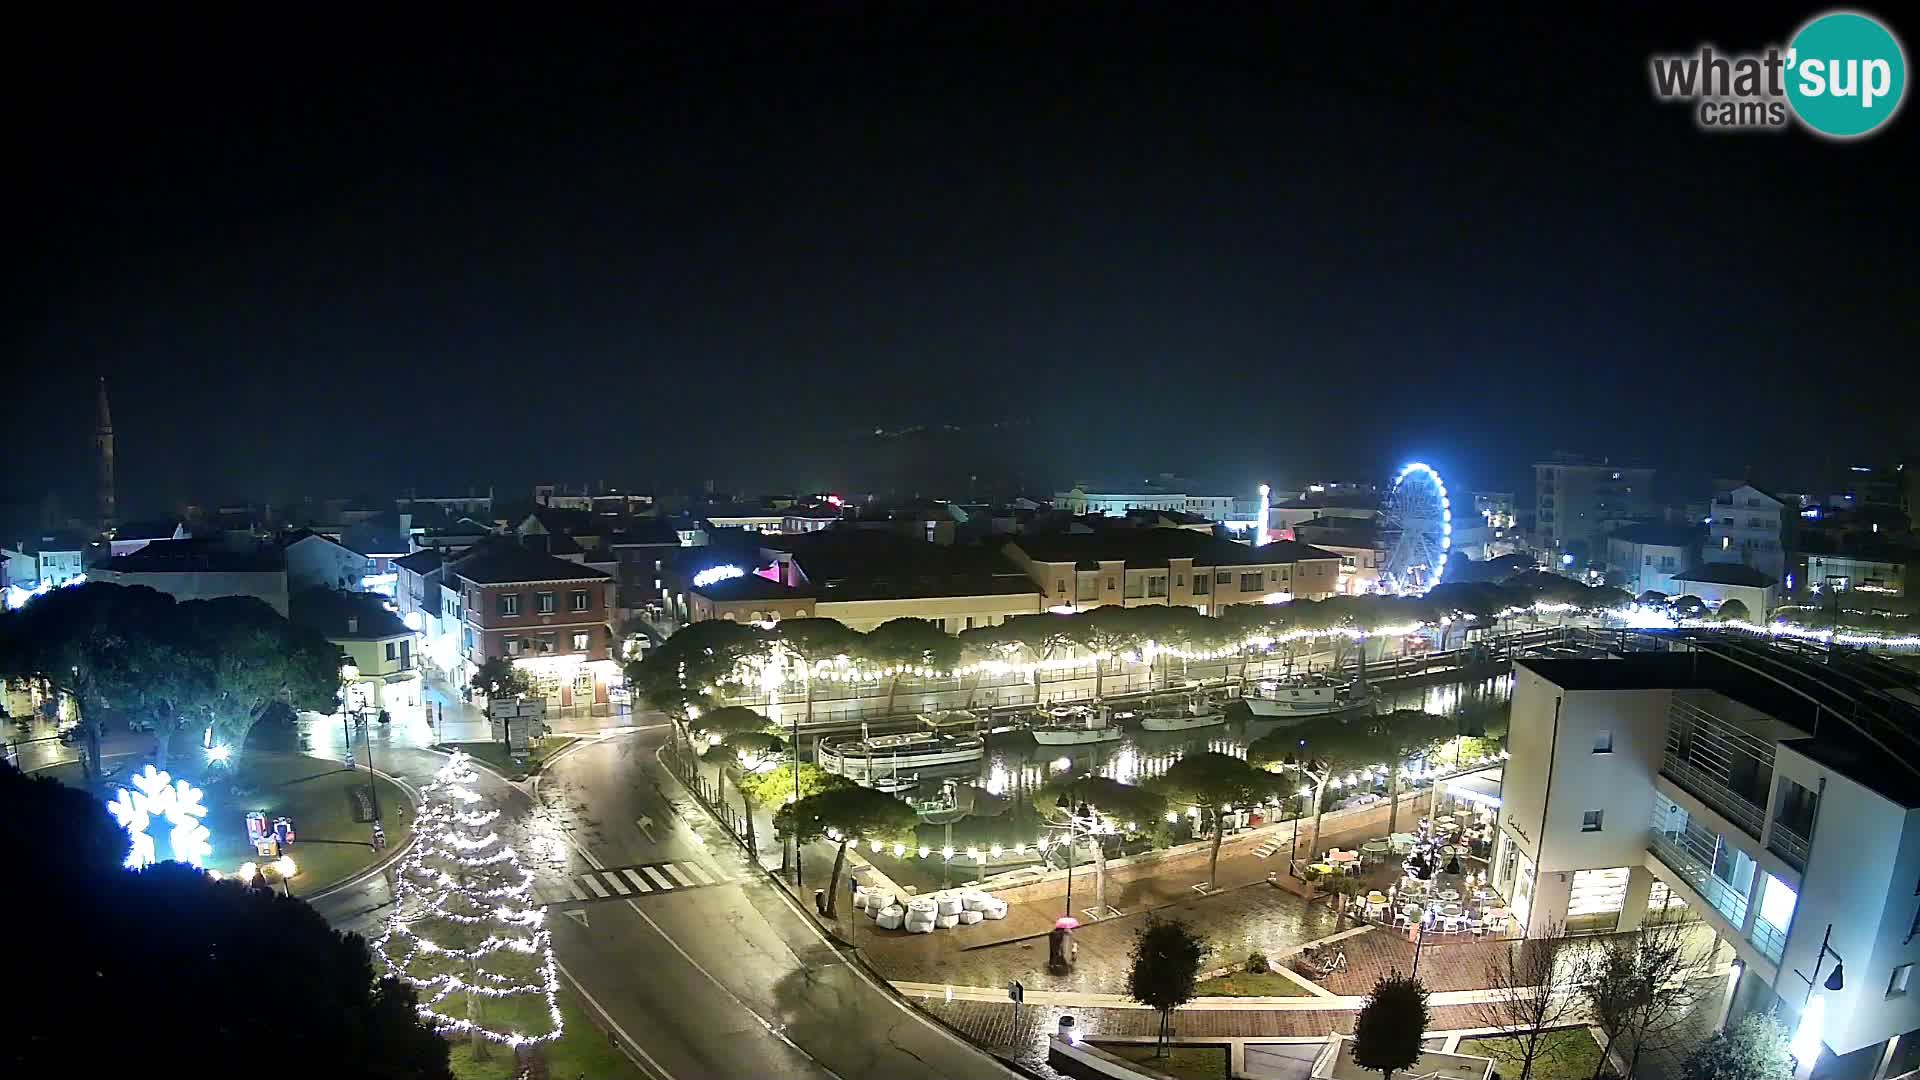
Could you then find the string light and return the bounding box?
[375,751,563,1047]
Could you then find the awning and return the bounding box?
[1444,767,1503,808]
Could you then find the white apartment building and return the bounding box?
[1533,455,1655,557]
[1708,484,1793,584]
[1496,645,1920,1079]
[1605,523,1702,597]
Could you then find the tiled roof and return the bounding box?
[453,547,611,585]
[1671,563,1778,588]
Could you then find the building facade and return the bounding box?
[1005,534,1341,614]
[1056,486,1238,520]
[1494,646,1920,1077]
[1605,523,1702,597]
[454,548,618,712]
[1707,484,1793,585]
[1533,455,1655,558]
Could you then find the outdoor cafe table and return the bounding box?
[1361,839,1391,860]
[1438,889,1461,902]
[1328,851,1360,868]
[1442,845,1468,858]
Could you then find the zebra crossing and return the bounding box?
[536,860,730,907]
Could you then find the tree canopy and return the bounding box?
[687,704,776,742]
[2,760,450,1077]
[468,655,533,700]
[1128,917,1207,1051]
[1680,1011,1791,1080]
[1351,973,1430,1080]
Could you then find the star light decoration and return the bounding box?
[105,764,213,869]
[375,750,562,1048]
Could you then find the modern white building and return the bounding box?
[1669,563,1779,620]
[2,533,89,590]
[1496,645,1920,1078]
[1533,454,1655,559]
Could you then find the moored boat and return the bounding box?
[1029,705,1124,745]
[1138,696,1227,732]
[1242,672,1371,723]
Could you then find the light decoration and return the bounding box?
[205,744,233,765]
[375,751,562,1048]
[105,764,213,869]
[692,565,746,589]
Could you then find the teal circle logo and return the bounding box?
[1786,11,1907,138]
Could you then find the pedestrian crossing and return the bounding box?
[535,860,730,906]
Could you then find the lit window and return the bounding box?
[571,631,590,651]
[537,592,556,614]
[1581,810,1604,832]
[570,590,589,612]
[500,594,520,616]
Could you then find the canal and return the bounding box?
[858,669,1514,894]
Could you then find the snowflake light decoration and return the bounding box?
[105,764,213,869]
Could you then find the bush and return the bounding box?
[1245,950,1270,974]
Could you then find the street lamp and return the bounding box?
[274,855,298,897]
[1790,922,1846,1070]
[1049,794,1103,922]
[1282,752,1329,875]
[340,660,384,847]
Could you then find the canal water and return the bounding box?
[854,670,1513,894]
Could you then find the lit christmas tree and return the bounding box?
[377,750,562,1055]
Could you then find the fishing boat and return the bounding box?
[1138,695,1227,732]
[1242,672,1371,722]
[868,773,920,794]
[1028,705,1124,746]
[818,712,985,781]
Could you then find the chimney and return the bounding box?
[347,616,359,634]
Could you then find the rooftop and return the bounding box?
[99,542,285,574]
[393,550,444,574]
[452,547,611,585]
[1011,531,1340,570]
[1670,563,1778,588]
[1608,522,1704,548]
[289,587,411,640]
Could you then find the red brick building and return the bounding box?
[453,546,618,712]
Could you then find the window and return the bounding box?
[1582,810,1605,832]
[1147,575,1167,598]
[537,633,556,655]
[1593,731,1613,754]
[1216,571,1231,585]
[504,637,522,656]
[1891,965,1914,999]
[385,642,398,661]
[571,631,590,651]
[1175,574,1184,586]
[537,591,556,614]
[570,590,589,612]
[1193,575,1210,595]
[1107,577,1116,590]
[463,627,473,649]
[500,593,520,616]
[1239,572,1262,592]
[1056,579,1066,594]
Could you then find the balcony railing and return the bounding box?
[1649,831,1751,927]
[1751,918,1788,964]
[1767,821,1810,872]
[1660,758,1767,840]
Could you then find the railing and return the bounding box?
[1659,758,1767,840]
[1767,821,1810,871]
[1751,918,1788,964]
[1648,832,1751,927]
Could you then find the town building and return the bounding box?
[1706,484,1794,584]
[1668,563,1779,619]
[1004,531,1341,613]
[2,532,90,590]
[1473,491,1517,530]
[290,587,422,718]
[452,547,618,713]
[1604,522,1703,597]
[104,521,189,559]
[1495,644,1920,1078]
[285,532,381,593]
[89,544,290,616]
[396,491,496,519]
[1055,485,1237,520]
[1288,517,1384,595]
[1533,454,1655,559]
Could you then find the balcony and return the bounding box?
[1751,918,1787,964]
[1661,697,1773,841]
[1766,821,1810,872]
[1660,756,1766,839]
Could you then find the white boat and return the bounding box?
[1029,705,1124,746]
[868,773,919,794]
[1242,673,1371,722]
[1139,697,1227,732]
[819,713,985,781]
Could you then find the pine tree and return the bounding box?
[377,751,562,1056]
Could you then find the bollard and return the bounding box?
[1057,1015,1077,1044]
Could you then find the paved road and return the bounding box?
[304,720,1023,1080]
[535,729,1025,1080]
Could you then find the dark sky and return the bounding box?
[9,5,1915,518]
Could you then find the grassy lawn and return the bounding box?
[442,737,579,779]
[43,751,411,893]
[1194,968,1316,997]
[1459,1027,1610,1080]
[446,982,645,1080]
[1096,1042,1230,1080]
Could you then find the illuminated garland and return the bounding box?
[375,751,564,1047]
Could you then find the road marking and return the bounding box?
[636,814,657,843]
[582,874,611,898]
[642,866,674,889]
[603,871,632,895]
[567,878,590,900]
[621,869,653,893]
[682,862,718,885]
[563,909,590,928]
[554,959,676,1080]
[663,863,697,887]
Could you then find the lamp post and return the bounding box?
[1790,922,1846,1074]
[1050,794,1103,922]
[341,661,382,844]
[1282,752,1328,877]
[340,660,358,770]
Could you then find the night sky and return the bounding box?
[9,5,1915,518]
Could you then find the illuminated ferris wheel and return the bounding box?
[1379,462,1452,595]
